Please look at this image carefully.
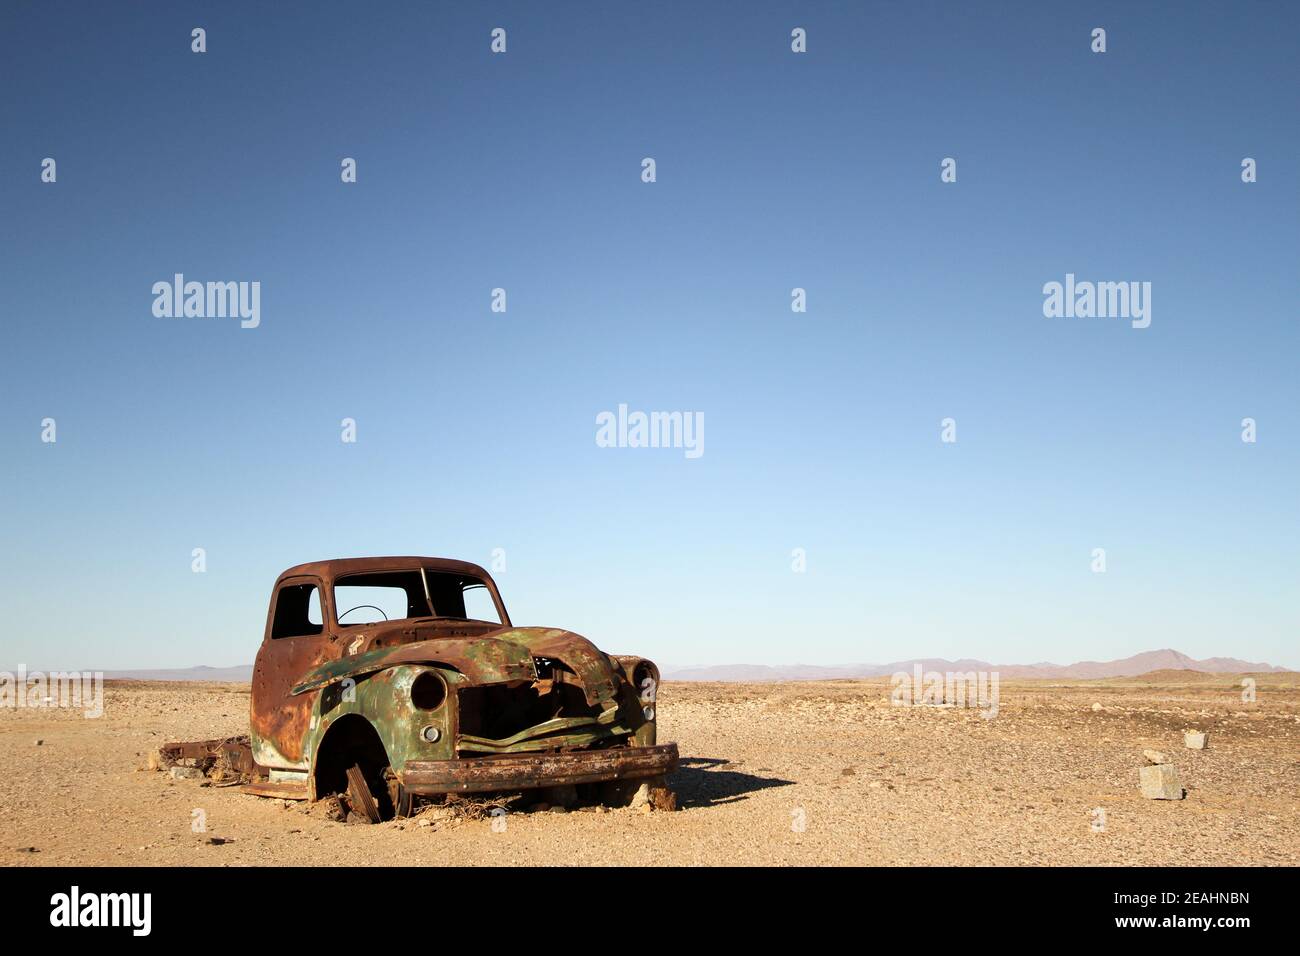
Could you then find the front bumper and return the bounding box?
[399,743,679,795]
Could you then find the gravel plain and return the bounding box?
[2,672,1297,866]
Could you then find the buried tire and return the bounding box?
[346,764,382,824]
[315,715,398,823]
[385,768,413,819]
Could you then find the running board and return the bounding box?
[240,780,309,800]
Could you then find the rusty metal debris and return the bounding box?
[161,556,679,822]
[156,735,254,785]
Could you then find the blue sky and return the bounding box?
[2,1,1296,671]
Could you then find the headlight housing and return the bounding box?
[632,661,658,720]
[410,670,447,711]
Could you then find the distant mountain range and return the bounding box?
[661,649,1291,682]
[64,648,1291,683]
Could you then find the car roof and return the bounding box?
[275,556,493,585]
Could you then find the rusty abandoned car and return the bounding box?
[160,557,678,822]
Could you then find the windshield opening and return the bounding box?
[331,569,499,626]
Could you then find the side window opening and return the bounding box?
[271,582,324,639]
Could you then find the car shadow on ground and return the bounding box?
[669,756,795,808]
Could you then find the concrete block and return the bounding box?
[1139,763,1183,799]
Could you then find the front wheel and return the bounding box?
[385,768,413,819]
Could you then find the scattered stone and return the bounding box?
[1185,731,1207,750]
[169,766,204,781]
[1142,750,1168,765]
[1139,764,1183,800]
[648,786,678,812]
[628,783,652,811]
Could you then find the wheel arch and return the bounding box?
[310,712,391,801]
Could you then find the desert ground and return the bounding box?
[2,672,1297,866]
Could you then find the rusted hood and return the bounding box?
[289,627,620,706]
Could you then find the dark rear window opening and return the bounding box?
[270,582,324,639]
[331,569,499,626]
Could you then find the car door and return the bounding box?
[250,575,339,770]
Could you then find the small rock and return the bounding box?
[34,739,44,746]
[628,783,652,811]
[1184,731,1207,750]
[416,818,433,828]
[637,802,653,815]
[1142,750,1168,765]
[648,786,677,812]
[1139,764,1183,800]
[1091,703,1103,712]
[169,766,204,781]
[547,805,568,814]
[16,847,38,853]
[145,750,162,771]
[869,781,882,789]
[206,836,230,846]
[840,768,856,776]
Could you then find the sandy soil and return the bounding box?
[2,673,1297,866]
